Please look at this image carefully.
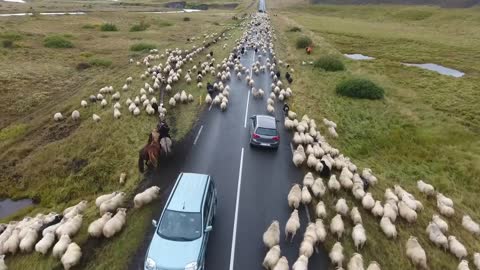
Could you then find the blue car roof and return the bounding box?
[167,173,209,213]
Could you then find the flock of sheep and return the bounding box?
[0,186,161,270]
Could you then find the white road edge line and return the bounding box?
[229,147,244,270]
[193,125,203,145]
[208,102,213,111]
[243,91,251,128]
[290,142,294,154]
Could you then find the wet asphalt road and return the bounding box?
[131,2,330,269]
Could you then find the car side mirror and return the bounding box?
[205,225,213,233]
[250,116,255,120]
[276,119,279,122]
[151,219,157,228]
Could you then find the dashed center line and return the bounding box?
[193,125,203,145]
[243,91,251,128]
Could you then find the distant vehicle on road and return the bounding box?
[249,115,280,149]
[145,173,217,270]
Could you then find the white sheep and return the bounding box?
[426,222,448,251]
[134,186,161,208]
[437,200,455,217]
[0,255,6,270]
[81,100,88,108]
[380,213,397,239]
[399,201,417,223]
[458,260,470,270]
[263,245,281,269]
[383,202,397,222]
[303,172,314,187]
[371,201,384,217]
[93,114,101,122]
[273,256,289,270]
[350,207,362,225]
[64,200,88,216]
[314,218,327,243]
[449,236,468,260]
[330,214,345,239]
[101,99,108,107]
[352,224,367,250]
[61,242,82,270]
[56,214,82,238]
[462,215,480,236]
[329,242,344,267]
[417,180,435,196]
[53,112,64,121]
[406,236,428,269]
[361,193,375,210]
[347,253,364,270]
[437,193,454,207]
[288,184,302,209]
[99,192,125,215]
[367,261,381,270]
[34,231,55,255]
[292,255,308,270]
[316,201,327,219]
[103,208,127,238]
[335,198,349,216]
[432,214,449,233]
[95,192,117,207]
[114,108,122,119]
[52,234,71,258]
[311,178,326,198]
[221,101,228,111]
[285,209,300,242]
[88,213,113,238]
[299,236,315,258]
[328,175,341,192]
[3,228,20,255]
[301,186,312,205]
[19,228,37,253]
[263,220,280,249]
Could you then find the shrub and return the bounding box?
[0,31,22,41]
[288,26,301,32]
[183,17,191,21]
[336,78,385,100]
[89,58,112,67]
[314,55,345,72]
[129,21,150,32]
[43,35,74,48]
[100,23,118,32]
[296,36,312,49]
[130,43,156,52]
[2,40,13,48]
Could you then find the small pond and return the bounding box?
[344,53,375,60]
[402,63,464,78]
[0,11,85,17]
[145,9,202,14]
[0,198,34,219]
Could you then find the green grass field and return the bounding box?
[0,7,247,269]
[271,3,480,269]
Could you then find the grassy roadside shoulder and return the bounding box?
[271,6,480,269]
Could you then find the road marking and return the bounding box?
[243,91,250,128]
[250,50,255,78]
[208,102,213,111]
[290,142,294,154]
[229,147,244,270]
[193,125,203,145]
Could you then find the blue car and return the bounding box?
[145,173,217,270]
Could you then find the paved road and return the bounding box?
[134,1,330,269]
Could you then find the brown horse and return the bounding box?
[138,130,162,173]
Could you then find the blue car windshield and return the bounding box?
[157,210,202,241]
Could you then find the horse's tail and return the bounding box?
[138,149,145,173]
[147,147,158,168]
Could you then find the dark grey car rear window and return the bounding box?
[256,128,277,136]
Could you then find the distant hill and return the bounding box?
[311,0,480,8]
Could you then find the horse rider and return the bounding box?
[158,120,171,140]
[283,103,290,116]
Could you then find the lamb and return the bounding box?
[350,207,362,225]
[299,236,315,258]
[99,192,125,215]
[134,186,161,208]
[371,201,384,217]
[448,236,468,260]
[347,253,364,270]
[88,213,113,238]
[417,180,435,196]
[52,234,71,258]
[93,114,101,122]
[367,261,381,270]
[263,245,281,269]
[263,221,280,249]
[330,214,345,239]
[285,209,300,241]
[103,208,127,238]
[462,215,480,236]
[95,192,118,207]
[458,260,470,270]
[303,172,314,187]
[473,253,480,270]
[19,228,38,253]
[399,201,417,223]
[316,201,327,219]
[328,175,341,192]
[301,186,312,205]
[311,178,326,198]
[432,214,449,233]
[426,222,448,251]
[53,112,63,121]
[292,255,308,270]
[329,242,345,267]
[361,193,375,210]
[287,184,302,209]
[61,242,82,270]
[406,236,428,269]
[380,216,397,239]
[335,198,349,216]
[34,231,55,255]
[352,224,367,250]
[273,256,289,270]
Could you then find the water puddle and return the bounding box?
[344,53,375,60]
[0,198,33,219]
[0,11,85,17]
[402,63,464,78]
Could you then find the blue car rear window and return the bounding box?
[157,210,202,241]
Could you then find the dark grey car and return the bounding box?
[249,115,280,149]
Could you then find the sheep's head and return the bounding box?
[117,208,127,214]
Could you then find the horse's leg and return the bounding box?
[138,149,145,173]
